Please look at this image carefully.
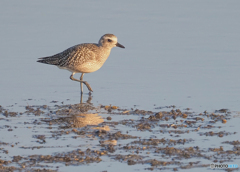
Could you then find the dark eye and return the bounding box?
[107,39,112,42]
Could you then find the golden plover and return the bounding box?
[37,34,125,93]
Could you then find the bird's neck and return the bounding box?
[98,46,112,61]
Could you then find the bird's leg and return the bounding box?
[80,91,83,104]
[80,73,84,80]
[70,73,93,92]
[80,73,84,94]
[80,73,93,92]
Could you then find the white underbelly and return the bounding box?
[57,61,104,73]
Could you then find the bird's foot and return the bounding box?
[83,81,93,92]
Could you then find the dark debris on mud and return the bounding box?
[0,104,239,171]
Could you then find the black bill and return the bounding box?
[116,42,125,48]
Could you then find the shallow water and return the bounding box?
[0,0,240,171]
[0,0,240,112]
[0,103,239,171]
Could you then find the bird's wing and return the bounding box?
[63,44,97,67]
[37,46,76,65]
[37,44,98,67]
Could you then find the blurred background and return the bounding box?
[0,0,240,112]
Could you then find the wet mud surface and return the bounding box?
[0,102,239,171]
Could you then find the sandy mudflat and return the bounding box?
[0,101,239,172]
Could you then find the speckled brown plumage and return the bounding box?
[37,34,125,93]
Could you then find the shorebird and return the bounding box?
[37,34,125,93]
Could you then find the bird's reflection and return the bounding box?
[55,112,105,129]
[54,94,105,129]
[71,113,104,128]
[80,92,92,104]
[50,91,108,130]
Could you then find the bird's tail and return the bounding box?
[37,56,60,65]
